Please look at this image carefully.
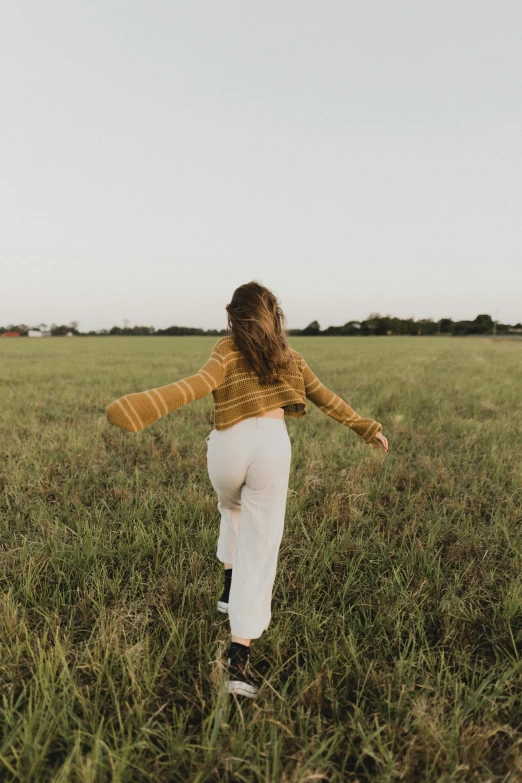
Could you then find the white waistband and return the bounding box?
[225,415,287,431]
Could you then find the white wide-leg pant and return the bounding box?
[206,416,292,639]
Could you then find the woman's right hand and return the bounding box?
[371,432,388,453]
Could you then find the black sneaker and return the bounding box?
[226,642,259,698]
[217,567,232,614]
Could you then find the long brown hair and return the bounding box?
[225,281,296,384]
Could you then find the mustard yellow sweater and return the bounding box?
[105,336,383,443]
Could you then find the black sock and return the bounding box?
[220,568,233,602]
[229,641,250,659]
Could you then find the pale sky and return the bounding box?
[1,0,521,331]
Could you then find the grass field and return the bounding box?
[1,335,521,783]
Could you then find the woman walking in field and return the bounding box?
[105,281,388,699]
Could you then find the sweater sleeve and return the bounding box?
[300,356,382,443]
[105,343,226,433]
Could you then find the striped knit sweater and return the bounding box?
[105,336,383,443]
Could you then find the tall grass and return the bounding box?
[1,336,521,782]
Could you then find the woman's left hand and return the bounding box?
[371,432,388,453]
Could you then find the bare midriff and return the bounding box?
[258,407,285,420]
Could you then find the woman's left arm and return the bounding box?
[105,345,225,433]
[300,355,384,444]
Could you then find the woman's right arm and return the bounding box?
[300,355,382,443]
[106,344,226,433]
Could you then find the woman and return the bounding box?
[106,281,388,699]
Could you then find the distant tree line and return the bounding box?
[288,313,522,337]
[0,322,80,336]
[0,322,227,337]
[2,313,521,337]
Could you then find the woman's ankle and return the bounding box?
[231,635,251,647]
